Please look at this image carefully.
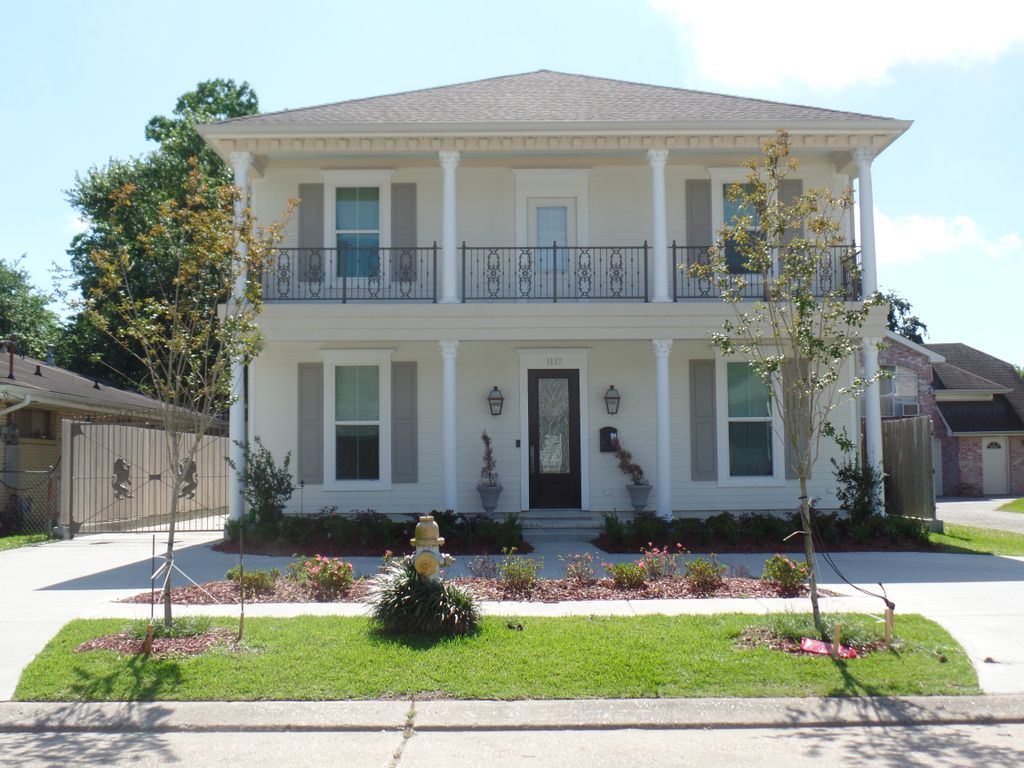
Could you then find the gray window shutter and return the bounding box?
[391,183,417,281]
[689,360,717,481]
[783,360,809,481]
[297,183,324,282]
[780,179,803,247]
[685,180,712,249]
[391,361,417,483]
[297,363,323,485]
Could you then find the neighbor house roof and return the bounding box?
[202,70,909,134]
[926,343,1024,435]
[0,355,160,415]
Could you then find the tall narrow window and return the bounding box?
[879,364,919,417]
[723,183,760,274]
[334,365,380,480]
[335,187,380,278]
[727,362,772,476]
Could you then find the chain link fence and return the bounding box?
[1,465,60,536]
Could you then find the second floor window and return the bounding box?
[335,187,380,278]
[880,365,920,417]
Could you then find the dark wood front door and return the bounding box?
[528,369,581,509]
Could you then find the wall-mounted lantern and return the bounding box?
[487,386,505,416]
[604,385,621,415]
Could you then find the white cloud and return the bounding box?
[66,215,88,235]
[874,208,1023,266]
[650,1,1024,89]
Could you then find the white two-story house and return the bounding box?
[198,71,907,521]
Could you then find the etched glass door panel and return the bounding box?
[538,378,570,474]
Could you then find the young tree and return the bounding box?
[83,161,293,628]
[689,130,885,627]
[0,255,60,359]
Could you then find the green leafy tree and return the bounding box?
[689,130,886,628]
[83,162,293,628]
[61,79,258,382]
[0,256,60,359]
[883,290,928,344]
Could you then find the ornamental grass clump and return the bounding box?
[369,557,480,637]
[760,554,810,597]
[288,555,354,600]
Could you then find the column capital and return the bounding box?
[851,147,876,168]
[651,338,673,357]
[647,148,669,168]
[439,339,460,358]
[439,150,461,171]
[228,151,253,178]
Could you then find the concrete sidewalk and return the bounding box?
[3,695,1024,733]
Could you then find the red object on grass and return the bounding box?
[800,637,858,659]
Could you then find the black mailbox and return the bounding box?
[599,426,618,453]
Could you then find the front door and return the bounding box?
[528,369,581,508]
[982,437,1009,495]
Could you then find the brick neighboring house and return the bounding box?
[0,352,160,532]
[879,334,1024,497]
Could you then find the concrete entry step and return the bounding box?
[518,510,608,530]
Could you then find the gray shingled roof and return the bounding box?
[215,70,897,128]
[937,398,1024,434]
[0,355,160,413]
[931,362,1006,392]
[927,343,1024,432]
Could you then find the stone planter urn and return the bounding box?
[626,483,652,513]
[477,484,503,515]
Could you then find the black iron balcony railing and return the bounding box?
[461,243,648,302]
[259,242,860,302]
[261,245,438,302]
[672,243,862,301]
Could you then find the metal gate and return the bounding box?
[882,415,936,521]
[61,416,229,533]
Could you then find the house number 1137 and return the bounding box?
[546,357,562,366]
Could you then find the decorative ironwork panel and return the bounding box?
[275,249,292,299]
[517,248,534,298]
[576,247,593,297]
[486,249,503,298]
[608,248,624,297]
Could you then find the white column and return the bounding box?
[227,151,252,523]
[648,149,670,302]
[439,151,460,303]
[440,340,460,510]
[863,338,886,512]
[852,147,878,295]
[652,338,673,519]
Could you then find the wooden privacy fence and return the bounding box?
[59,418,229,534]
[882,415,936,522]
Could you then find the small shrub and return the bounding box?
[126,616,212,640]
[602,512,627,547]
[832,456,884,523]
[289,555,354,600]
[672,517,709,547]
[498,547,543,592]
[467,554,498,579]
[684,555,726,595]
[885,515,929,545]
[639,542,685,579]
[629,511,667,546]
[760,554,809,597]
[369,558,480,637]
[559,552,596,583]
[603,561,647,589]
[230,437,295,535]
[225,565,280,596]
[707,513,740,545]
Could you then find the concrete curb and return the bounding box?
[2,695,1024,734]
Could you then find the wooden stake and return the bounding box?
[884,607,894,649]
[831,624,842,659]
[142,624,154,656]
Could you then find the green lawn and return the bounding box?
[997,498,1024,514]
[929,524,1024,556]
[14,614,978,702]
[0,534,50,552]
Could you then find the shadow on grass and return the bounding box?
[7,657,182,766]
[368,626,483,650]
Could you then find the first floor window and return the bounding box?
[727,362,772,476]
[334,365,380,480]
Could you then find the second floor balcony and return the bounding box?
[260,243,861,304]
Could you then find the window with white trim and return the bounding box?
[722,182,760,274]
[726,362,773,476]
[335,187,379,278]
[880,365,919,417]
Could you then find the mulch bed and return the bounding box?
[735,625,888,657]
[76,628,238,658]
[120,576,827,606]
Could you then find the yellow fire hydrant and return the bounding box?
[410,514,454,581]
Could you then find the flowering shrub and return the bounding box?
[289,555,354,600]
[639,542,685,580]
[603,561,647,589]
[498,548,543,592]
[560,552,597,584]
[760,554,810,597]
[683,555,726,595]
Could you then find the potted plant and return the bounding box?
[613,437,651,512]
[476,431,502,515]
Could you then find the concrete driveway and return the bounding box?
[2,530,1023,699]
[938,497,1024,534]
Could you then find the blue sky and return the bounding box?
[2,0,1021,365]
